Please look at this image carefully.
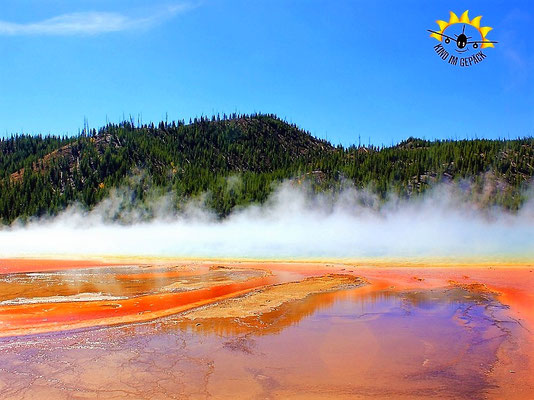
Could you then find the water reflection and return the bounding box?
[0,267,528,399]
[140,282,513,399]
[173,283,498,338]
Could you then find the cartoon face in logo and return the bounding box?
[428,10,497,66]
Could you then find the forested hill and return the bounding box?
[0,113,533,223]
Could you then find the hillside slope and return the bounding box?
[0,113,533,223]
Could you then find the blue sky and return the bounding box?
[0,0,532,146]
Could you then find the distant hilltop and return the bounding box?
[0,113,533,223]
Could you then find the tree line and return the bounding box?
[0,113,532,223]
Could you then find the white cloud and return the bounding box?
[0,4,193,36]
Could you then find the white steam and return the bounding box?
[1,182,534,262]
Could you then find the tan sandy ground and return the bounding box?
[161,266,270,292]
[182,273,367,320]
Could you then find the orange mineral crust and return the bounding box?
[0,258,532,399]
[0,263,275,337]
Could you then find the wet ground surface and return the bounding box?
[0,260,532,399]
[0,264,276,337]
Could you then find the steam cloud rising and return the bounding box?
[1,182,534,262]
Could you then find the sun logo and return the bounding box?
[428,10,497,67]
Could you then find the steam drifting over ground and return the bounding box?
[1,182,534,262]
